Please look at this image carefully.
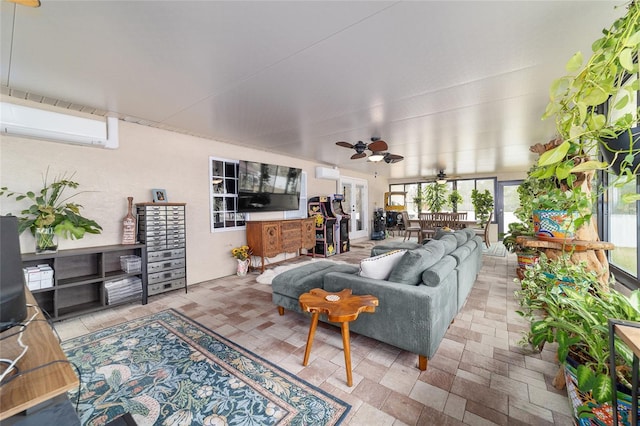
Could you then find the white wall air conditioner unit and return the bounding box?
[315,166,340,180]
[0,102,118,149]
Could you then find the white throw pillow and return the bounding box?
[359,250,407,280]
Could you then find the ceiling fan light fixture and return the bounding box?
[436,178,447,185]
[368,153,385,162]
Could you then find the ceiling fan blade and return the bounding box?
[336,141,354,149]
[368,140,388,152]
[350,152,366,160]
[385,153,404,163]
[7,0,40,6]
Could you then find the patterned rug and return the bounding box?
[483,241,507,257]
[63,310,350,426]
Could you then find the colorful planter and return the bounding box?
[564,362,639,425]
[532,209,577,242]
[516,252,539,270]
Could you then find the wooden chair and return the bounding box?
[401,211,421,241]
[418,213,437,240]
[475,211,492,247]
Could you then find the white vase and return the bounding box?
[236,259,250,276]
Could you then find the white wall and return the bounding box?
[0,100,386,285]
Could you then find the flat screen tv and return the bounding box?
[0,216,27,331]
[237,161,302,213]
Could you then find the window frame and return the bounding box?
[209,156,246,232]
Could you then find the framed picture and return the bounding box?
[152,189,167,203]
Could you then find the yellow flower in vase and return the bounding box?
[231,245,251,261]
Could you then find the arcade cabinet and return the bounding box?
[384,191,407,232]
[371,208,386,240]
[308,196,336,257]
[330,194,350,253]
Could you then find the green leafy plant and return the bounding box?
[423,183,447,213]
[447,190,463,212]
[471,189,493,226]
[517,254,640,404]
[0,169,102,240]
[502,222,536,254]
[540,1,640,192]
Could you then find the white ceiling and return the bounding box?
[0,0,623,180]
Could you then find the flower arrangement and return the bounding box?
[231,245,251,261]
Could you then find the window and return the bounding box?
[284,171,308,219]
[209,157,246,231]
[601,71,639,289]
[390,178,496,221]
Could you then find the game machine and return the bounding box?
[330,193,350,253]
[371,208,386,240]
[384,191,407,233]
[308,196,336,257]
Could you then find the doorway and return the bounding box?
[339,177,368,240]
[496,180,523,237]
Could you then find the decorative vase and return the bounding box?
[564,361,639,425]
[532,209,578,242]
[35,227,58,254]
[516,252,539,270]
[122,196,137,245]
[236,259,250,276]
[599,125,640,176]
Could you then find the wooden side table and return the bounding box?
[299,288,378,386]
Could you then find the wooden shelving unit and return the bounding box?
[21,244,147,321]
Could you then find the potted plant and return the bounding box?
[471,189,493,226]
[541,1,640,183]
[423,183,447,213]
[231,245,252,276]
[0,170,102,253]
[502,222,539,272]
[517,254,640,424]
[448,190,463,213]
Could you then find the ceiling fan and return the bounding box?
[335,137,403,163]
[424,169,459,184]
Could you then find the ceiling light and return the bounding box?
[368,154,385,162]
[436,178,447,185]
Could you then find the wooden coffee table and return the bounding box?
[299,288,378,386]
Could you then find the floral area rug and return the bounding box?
[62,309,350,426]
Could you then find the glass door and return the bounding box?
[496,180,523,237]
[340,177,368,240]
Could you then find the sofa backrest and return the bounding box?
[387,239,446,286]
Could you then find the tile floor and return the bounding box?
[54,238,574,425]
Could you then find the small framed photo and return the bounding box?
[152,189,167,203]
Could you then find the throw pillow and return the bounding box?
[452,230,468,246]
[359,249,406,280]
[388,240,445,285]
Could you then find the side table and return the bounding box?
[609,319,639,426]
[299,288,378,386]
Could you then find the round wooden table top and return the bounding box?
[299,288,378,323]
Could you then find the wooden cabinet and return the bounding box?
[21,244,147,321]
[246,218,315,272]
[136,203,187,297]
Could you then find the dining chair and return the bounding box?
[401,211,421,241]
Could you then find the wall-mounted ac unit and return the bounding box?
[0,102,118,149]
[315,166,340,180]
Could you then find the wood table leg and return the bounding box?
[303,312,319,366]
[340,321,353,386]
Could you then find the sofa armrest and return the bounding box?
[322,271,458,357]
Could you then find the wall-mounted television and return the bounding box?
[238,161,302,213]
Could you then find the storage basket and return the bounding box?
[120,255,141,273]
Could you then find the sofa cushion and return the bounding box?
[450,245,471,265]
[463,227,476,241]
[422,255,457,287]
[452,230,469,246]
[433,228,454,240]
[359,250,406,280]
[388,240,445,285]
[436,234,458,255]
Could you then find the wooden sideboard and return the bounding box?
[246,218,316,272]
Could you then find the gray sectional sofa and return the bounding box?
[271,228,483,370]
